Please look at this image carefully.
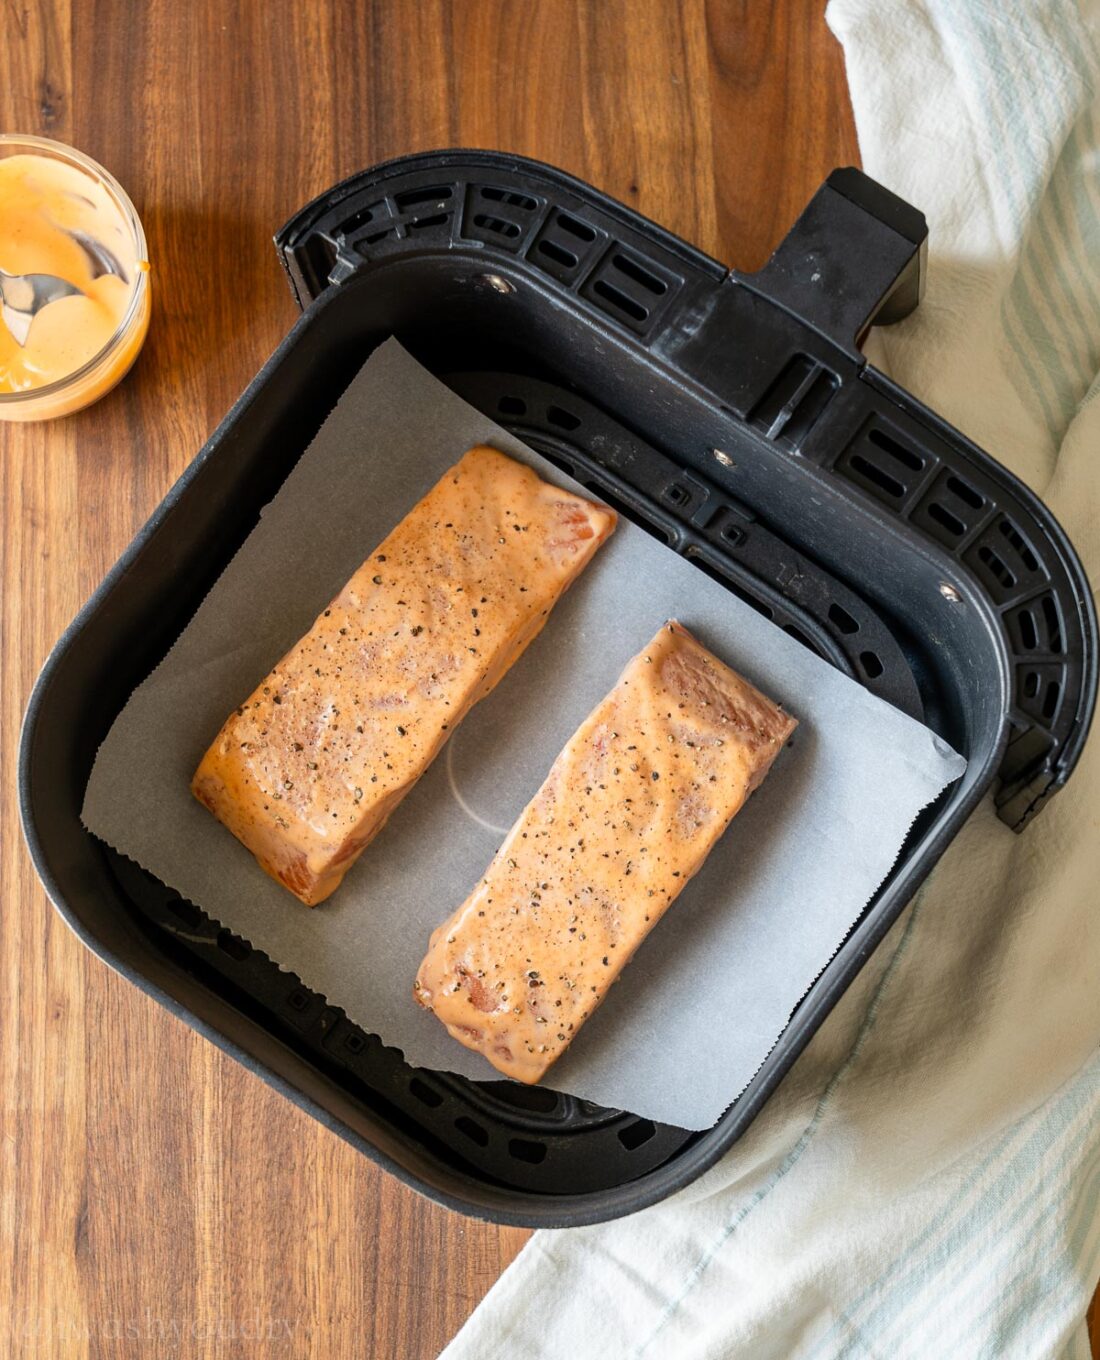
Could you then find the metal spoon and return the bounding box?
[64,228,129,284]
[0,266,85,346]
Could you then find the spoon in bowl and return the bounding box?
[0,265,85,346]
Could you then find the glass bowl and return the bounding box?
[0,134,151,422]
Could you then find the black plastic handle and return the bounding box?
[744,168,928,355]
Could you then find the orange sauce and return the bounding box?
[0,153,149,412]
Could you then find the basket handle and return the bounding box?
[744,168,928,355]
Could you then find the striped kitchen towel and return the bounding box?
[440,2,1100,1356]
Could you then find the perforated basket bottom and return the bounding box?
[99,370,932,1199]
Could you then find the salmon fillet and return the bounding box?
[414,620,797,1083]
[192,445,615,905]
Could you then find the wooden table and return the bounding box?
[2,3,1096,1356]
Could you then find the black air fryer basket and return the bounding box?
[20,153,1097,1227]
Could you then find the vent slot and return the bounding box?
[409,1077,443,1108]
[287,988,311,1013]
[482,1081,560,1113]
[860,650,884,679]
[867,426,924,472]
[537,238,577,269]
[474,213,521,240]
[167,898,202,929]
[912,467,991,547]
[836,420,932,509]
[848,454,905,502]
[557,212,597,242]
[583,247,677,331]
[1009,595,1064,655]
[508,1138,547,1165]
[999,518,1039,572]
[977,545,1015,589]
[617,1119,657,1150]
[339,197,397,243]
[394,185,454,209]
[828,602,860,635]
[498,395,527,416]
[342,205,375,233]
[964,515,1045,602]
[537,449,577,478]
[1016,663,1066,726]
[592,278,648,322]
[1042,595,1062,652]
[611,252,667,295]
[927,501,966,538]
[947,474,984,509]
[783,623,820,655]
[529,211,605,282]
[455,1115,489,1146]
[406,213,448,233]
[546,404,581,431]
[480,186,537,210]
[217,929,250,962]
[462,185,536,250]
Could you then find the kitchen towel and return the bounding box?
[440,2,1100,1357]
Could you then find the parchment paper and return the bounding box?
[82,339,965,1130]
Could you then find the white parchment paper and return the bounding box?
[82,339,965,1130]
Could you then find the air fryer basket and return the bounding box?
[20,153,1096,1227]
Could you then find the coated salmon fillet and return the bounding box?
[192,446,615,905]
[415,620,797,1083]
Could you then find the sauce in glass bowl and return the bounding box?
[0,136,150,421]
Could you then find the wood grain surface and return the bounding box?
[1,3,1095,1357]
